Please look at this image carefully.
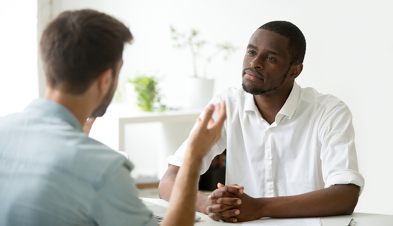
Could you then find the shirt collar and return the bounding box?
[244,92,258,113]
[277,82,300,119]
[244,82,301,119]
[24,98,83,132]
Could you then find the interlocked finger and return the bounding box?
[222,217,239,223]
[208,209,240,221]
[206,204,234,214]
[209,189,239,199]
[216,197,242,205]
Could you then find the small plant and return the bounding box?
[170,25,237,78]
[128,73,166,112]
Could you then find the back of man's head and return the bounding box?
[259,21,306,65]
[40,9,133,95]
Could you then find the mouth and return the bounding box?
[244,70,263,82]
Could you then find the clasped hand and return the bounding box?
[206,183,259,223]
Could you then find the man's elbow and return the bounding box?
[339,184,360,215]
[343,195,358,215]
[158,164,180,200]
[157,182,166,200]
[158,176,170,200]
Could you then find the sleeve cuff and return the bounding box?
[166,154,213,176]
[325,169,365,195]
[167,155,183,167]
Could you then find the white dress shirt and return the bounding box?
[167,82,364,198]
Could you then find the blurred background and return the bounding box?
[1,0,392,215]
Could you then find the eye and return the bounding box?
[247,50,256,55]
[267,56,276,61]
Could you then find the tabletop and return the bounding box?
[142,198,393,226]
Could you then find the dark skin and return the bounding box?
[242,29,300,124]
[159,165,244,222]
[158,29,360,222]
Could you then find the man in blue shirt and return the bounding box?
[0,9,234,226]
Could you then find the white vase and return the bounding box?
[183,77,215,110]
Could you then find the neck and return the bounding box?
[44,88,96,126]
[253,82,294,124]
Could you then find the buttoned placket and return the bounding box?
[252,99,285,198]
[265,127,274,197]
[261,118,278,197]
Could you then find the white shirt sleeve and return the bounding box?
[319,101,365,195]
[167,95,227,175]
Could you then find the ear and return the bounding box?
[288,63,303,81]
[96,69,113,96]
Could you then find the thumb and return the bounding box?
[217,182,225,188]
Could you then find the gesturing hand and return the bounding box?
[207,183,261,222]
[186,101,227,159]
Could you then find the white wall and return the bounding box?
[0,0,38,116]
[47,0,393,215]
[37,0,53,98]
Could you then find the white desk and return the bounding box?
[321,212,393,225]
[143,198,393,226]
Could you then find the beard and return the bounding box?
[90,77,116,118]
[242,67,290,95]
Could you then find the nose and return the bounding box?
[250,55,263,69]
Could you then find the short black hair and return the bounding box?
[259,21,306,65]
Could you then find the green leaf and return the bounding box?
[191,29,198,36]
[129,74,157,112]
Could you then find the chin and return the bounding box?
[242,82,254,94]
[242,79,256,91]
[242,82,268,95]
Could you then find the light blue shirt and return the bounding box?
[0,99,157,226]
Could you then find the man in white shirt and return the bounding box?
[158,21,365,223]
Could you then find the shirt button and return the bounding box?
[270,184,273,190]
[268,156,272,160]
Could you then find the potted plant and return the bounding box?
[170,25,236,109]
[125,73,166,112]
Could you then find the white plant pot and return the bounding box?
[183,77,215,110]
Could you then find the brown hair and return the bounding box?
[40,9,133,94]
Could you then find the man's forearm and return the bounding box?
[161,155,202,226]
[160,102,227,225]
[159,165,210,214]
[160,178,209,214]
[196,191,209,213]
[255,184,359,218]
